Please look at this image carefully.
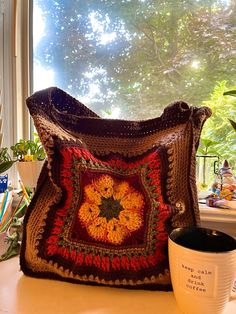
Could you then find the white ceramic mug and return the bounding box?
[168,227,236,314]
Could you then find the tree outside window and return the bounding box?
[33,0,236,167]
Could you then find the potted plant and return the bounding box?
[10,134,46,189]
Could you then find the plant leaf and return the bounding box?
[228,119,236,132]
[223,90,236,97]
[0,161,15,174]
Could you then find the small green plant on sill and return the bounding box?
[10,133,46,162]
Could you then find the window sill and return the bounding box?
[199,203,236,239]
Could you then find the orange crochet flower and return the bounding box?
[78,174,144,244]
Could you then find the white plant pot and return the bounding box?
[17,160,44,189]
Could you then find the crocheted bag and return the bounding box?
[20,87,211,290]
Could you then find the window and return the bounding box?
[32,3,235,107]
[2,0,236,238]
[32,0,236,168]
[30,1,236,236]
[1,2,234,232]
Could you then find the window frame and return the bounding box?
[9,0,236,236]
[1,0,30,146]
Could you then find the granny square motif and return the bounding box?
[20,87,211,290]
[42,145,171,288]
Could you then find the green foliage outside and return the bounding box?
[33,1,236,184]
[199,81,236,169]
[34,0,236,119]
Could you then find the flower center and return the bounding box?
[99,197,123,221]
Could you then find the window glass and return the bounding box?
[32,0,236,169]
